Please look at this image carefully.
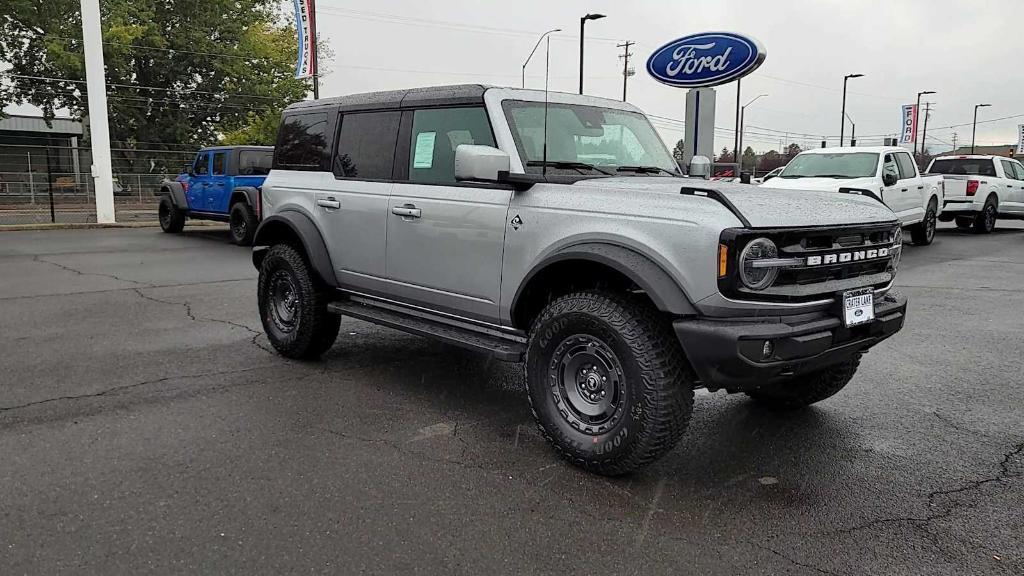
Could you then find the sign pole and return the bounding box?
[80,0,115,223]
[311,0,319,100]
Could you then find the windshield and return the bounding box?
[780,152,879,179]
[502,100,679,176]
[927,158,997,176]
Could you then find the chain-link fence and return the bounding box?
[0,142,196,225]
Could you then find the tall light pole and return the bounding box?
[840,73,863,147]
[522,28,561,88]
[739,93,768,173]
[972,103,991,154]
[579,13,605,94]
[913,90,936,157]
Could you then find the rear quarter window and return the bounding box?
[239,150,273,175]
[275,113,329,171]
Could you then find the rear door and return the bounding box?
[188,152,211,210]
[385,106,512,322]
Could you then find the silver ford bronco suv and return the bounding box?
[252,85,907,475]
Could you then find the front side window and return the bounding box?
[408,107,495,184]
[239,150,273,175]
[882,154,899,181]
[896,152,917,180]
[276,113,328,170]
[1000,159,1017,179]
[1011,161,1024,181]
[780,152,880,179]
[502,101,678,176]
[212,152,226,176]
[334,111,401,180]
[193,152,209,175]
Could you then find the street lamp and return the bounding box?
[579,13,606,94]
[971,103,991,154]
[840,73,864,146]
[739,93,768,173]
[913,90,936,157]
[523,28,561,88]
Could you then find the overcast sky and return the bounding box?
[311,0,1024,153]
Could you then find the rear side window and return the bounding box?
[927,158,997,177]
[239,151,273,175]
[193,152,210,175]
[407,107,495,184]
[895,152,917,179]
[276,113,329,170]
[333,111,401,180]
[212,152,226,175]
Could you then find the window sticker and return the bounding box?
[413,132,436,169]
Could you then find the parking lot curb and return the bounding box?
[0,221,225,232]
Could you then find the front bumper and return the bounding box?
[674,291,907,392]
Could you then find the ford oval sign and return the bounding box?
[646,32,766,88]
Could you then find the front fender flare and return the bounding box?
[512,242,697,319]
[251,210,337,288]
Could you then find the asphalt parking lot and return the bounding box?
[1,222,1022,575]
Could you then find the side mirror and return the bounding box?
[689,155,712,180]
[882,172,898,187]
[455,145,510,183]
[183,164,194,176]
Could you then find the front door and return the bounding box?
[187,152,210,210]
[894,151,923,223]
[385,107,511,322]
[207,151,229,213]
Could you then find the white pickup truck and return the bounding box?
[925,155,1024,233]
[761,146,944,246]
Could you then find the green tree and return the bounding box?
[717,146,735,163]
[671,138,685,164]
[741,146,756,172]
[785,143,803,158]
[1,0,317,168]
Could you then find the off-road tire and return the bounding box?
[525,291,694,476]
[158,196,185,233]
[973,198,997,234]
[745,355,861,409]
[910,199,937,246]
[229,201,257,246]
[258,244,340,360]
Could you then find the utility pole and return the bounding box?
[952,132,958,153]
[920,102,931,165]
[80,0,115,223]
[617,41,634,102]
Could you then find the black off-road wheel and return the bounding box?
[910,200,937,246]
[258,244,340,360]
[158,196,185,233]
[745,355,861,409]
[973,198,997,234]
[955,216,973,230]
[229,201,257,246]
[525,291,694,476]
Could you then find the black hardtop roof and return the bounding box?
[284,84,491,114]
[198,145,274,152]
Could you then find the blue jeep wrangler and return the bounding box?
[157,146,273,245]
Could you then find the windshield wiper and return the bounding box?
[616,165,678,176]
[527,160,614,176]
[808,174,855,179]
[778,174,804,178]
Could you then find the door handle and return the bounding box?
[392,204,422,218]
[900,188,908,192]
[316,198,341,209]
[917,185,924,190]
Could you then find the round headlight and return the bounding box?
[890,227,903,272]
[739,237,779,290]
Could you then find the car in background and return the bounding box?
[761,146,944,246]
[156,146,272,245]
[925,154,1024,233]
[754,166,784,184]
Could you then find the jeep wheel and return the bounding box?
[973,199,997,234]
[258,244,340,360]
[158,196,185,233]
[229,202,257,246]
[525,291,694,476]
[745,355,861,409]
[910,200,937,246]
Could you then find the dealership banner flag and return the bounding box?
[900,104,918,144]
[294,0,316,79]
[1017,124,1024,155]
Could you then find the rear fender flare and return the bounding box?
[159,181,188,209]
[230,186,260,208]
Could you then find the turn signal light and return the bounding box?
[718,244,729,278]
[966,180,979,196]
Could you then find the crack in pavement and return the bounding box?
[752,542,840,576]
[0,366,264,413]
[831,441,1024,536]
[32,255,154,287]
[132,288,274,354]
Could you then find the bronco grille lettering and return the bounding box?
[806,247,890,267]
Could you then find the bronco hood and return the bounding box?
[571,177,896,228]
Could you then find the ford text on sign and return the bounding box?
[646,32,766,88]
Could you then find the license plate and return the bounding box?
[843,288,875,327]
